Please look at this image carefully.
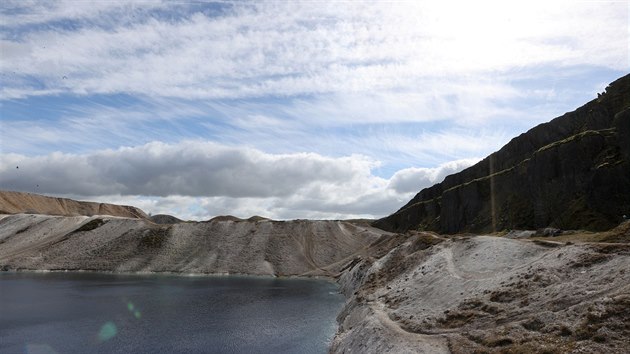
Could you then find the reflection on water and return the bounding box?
[0,272,344,354]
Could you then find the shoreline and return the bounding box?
[0,267,340,283]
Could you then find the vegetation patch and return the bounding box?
[574,295,630,341]
[408,232,445,253]
[569,253,610,268]
[489,289,523,303]
[601,222,630,243]
[536,129,612,154]
[521,318,545,332]
[484,336,514,347]
[139,227,170,248]
[438,309,478,328]
[459,298,502,315]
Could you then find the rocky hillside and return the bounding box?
[375,74,630,234]
[331,228,630,353]
[0,190,148,219]
[0,213,385,276]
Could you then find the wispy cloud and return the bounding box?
[1,1,626,99]
[0,94,510,171]
[0,0,168,28]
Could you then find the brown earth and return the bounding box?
[0,190,148,219]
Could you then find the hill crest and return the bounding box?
[0,190,148,219]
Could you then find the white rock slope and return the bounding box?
[0,214,385,276]
[331,233,630,353]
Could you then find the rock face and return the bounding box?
[0,214,385,276]
[375,74,630,234]
[0,190,148,219]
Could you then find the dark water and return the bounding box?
[0,272,344,354]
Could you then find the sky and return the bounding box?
[0,0,628,220]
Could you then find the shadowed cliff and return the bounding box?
[375,74,630,234]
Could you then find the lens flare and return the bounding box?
[98,322,117,341]
[127,301,142,319]
[25,343,58,354]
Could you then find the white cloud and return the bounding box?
[0,141,369,197]
[0,89,513,164]
[0,141,476,219]
[388,159,481,194]
[1,1,626,100]
[0,0,168,27]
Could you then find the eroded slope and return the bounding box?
[332,231,630,353]
[0,214,385,276]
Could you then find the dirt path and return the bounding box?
[370,302,450,354]
[442,247,464,280]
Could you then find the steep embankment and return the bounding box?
[0,190,148,219]
[0,214,385,276]
[331,229,630,353]
[375,74,630,234]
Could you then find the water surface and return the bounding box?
[0,272,344,354]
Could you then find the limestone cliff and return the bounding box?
[375,74,630,234]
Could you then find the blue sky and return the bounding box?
[0,1,628,220]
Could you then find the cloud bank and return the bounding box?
[1,142,478,219]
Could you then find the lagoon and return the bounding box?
[0,272,344,354]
